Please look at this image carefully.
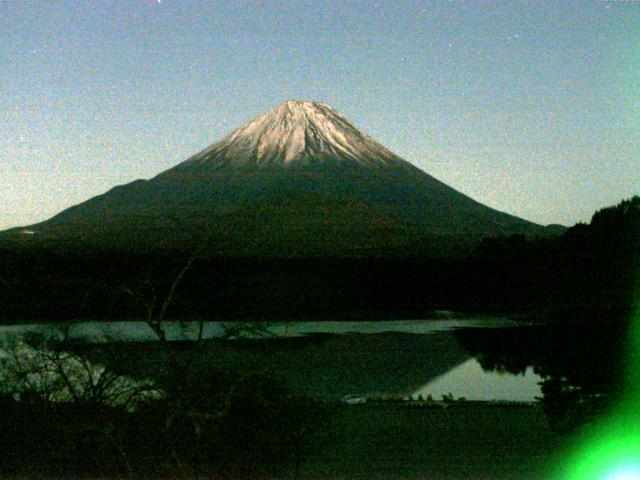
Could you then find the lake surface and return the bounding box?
[0,317,532,342]
[0,318,544,402]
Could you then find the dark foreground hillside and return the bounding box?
[0,401,560,480]
[302,403,560,480]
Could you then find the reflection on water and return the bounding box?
[8,318,624,408]
[0,319,549,402]
[455,322,629,432]
[412,358,542,402]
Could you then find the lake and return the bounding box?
[2,316,623,479]
[0,317,545,402]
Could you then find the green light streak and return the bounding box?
[555,284,640,480]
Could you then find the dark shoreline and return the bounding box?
[1,250,634,325]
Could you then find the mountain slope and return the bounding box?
[3,100,549,256]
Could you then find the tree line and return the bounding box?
[0,196,637,323]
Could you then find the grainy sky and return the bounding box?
[2,0,638,229]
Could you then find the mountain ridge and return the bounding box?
[1,100,553,256]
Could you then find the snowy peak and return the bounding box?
[172,100,414,171]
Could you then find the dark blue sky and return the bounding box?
[2,0,638,228]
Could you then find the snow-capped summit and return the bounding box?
[170,100,414,171]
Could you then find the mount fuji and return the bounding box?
[5,100,550,256]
